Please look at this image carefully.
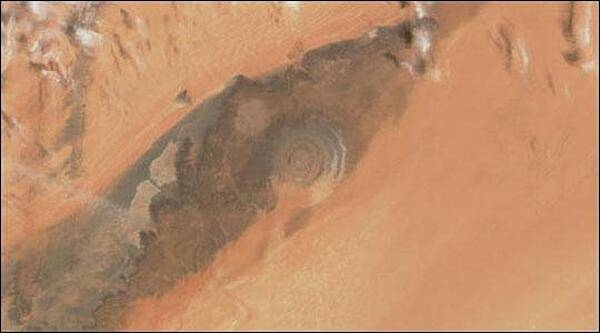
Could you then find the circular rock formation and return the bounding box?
[270,119,346,203]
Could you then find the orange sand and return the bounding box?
[2,2,598,330]
[123,3,598,330]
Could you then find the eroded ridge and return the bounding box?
[2,11,438,331]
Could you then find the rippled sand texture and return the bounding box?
[1,2,598,331]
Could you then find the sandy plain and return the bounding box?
[1,2,598,331]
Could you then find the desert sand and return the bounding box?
[1,2,598,331]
